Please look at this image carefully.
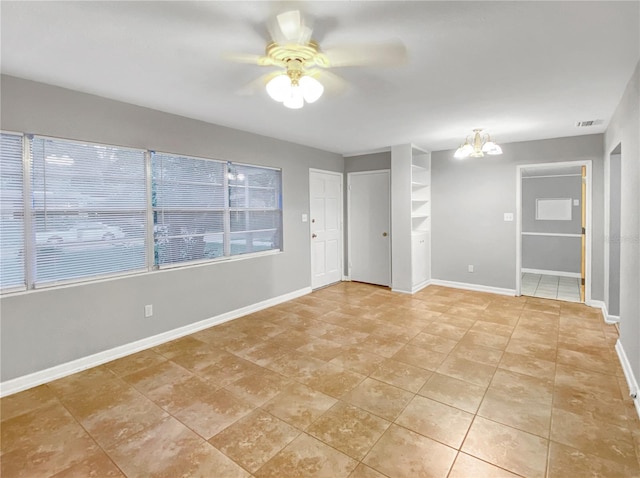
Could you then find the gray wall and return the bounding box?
[521,236,581,273]
[431,134,604,295]
[609,153,622,317]
[521,176,582,274]
[0,75,343,382]
[343,151,391,275]
[604,61,640,387]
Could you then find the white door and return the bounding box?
[310,170,343,289]
[348,170,391,286]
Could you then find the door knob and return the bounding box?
[382,232,388,237]
[312,233,317,238]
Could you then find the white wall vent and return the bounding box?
[575,120,603,127]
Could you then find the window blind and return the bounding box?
[228,163,282,255]
[0,133,25,290]
[29,136,147,286]
[152,152,226,266]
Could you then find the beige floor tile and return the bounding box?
[478,387,552,438]
[49,451,125,478]
[408,332,458,354]
[370,358,432,393]
[347,463,388,478]
[342,377,414,421]
[223,368,292,407]
[450,342,503,366]
[209,408,300,473]
[547,441,640,478]
[0,385,58,422]
[254,433,357,478]
[4,282,634,477]
[392,344,448,371]
[329,346,386,375]
[396,395,474,449]
[363,424,457,478]
[448,452,520,478]
[262,383,337,430]
[436,356,496,387]
[550,408,638,468]
[462,416,549,478]
[418,373,487,414]
[301,362,366,398]
[106,416,249,478]
[307,402,390,460]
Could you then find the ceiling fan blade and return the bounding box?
[322,40,407,68]
[236,71,281,96]
[222,52,274,66]
[307,68,349,96]
[268,9,314,45]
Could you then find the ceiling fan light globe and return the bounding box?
[454,146,467,159]
[487,144,503,155]
[481,141,496,153]
[266,75,291,102]
[460,142,474,156]
[283,85,304,109]
[299,76,324,103]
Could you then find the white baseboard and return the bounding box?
[521,268,581,278]
[342,275,351,281]
[0,286,312,398]
[587,299,620,324]
[430,279,515,297]
[390,279,431,295]
[615,340,640,419]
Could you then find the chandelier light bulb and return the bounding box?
[283,84,304,109]
[266,74,291,102]
[299,76,324,103]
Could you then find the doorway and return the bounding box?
[516,161,592,303]
[309,169,343,289]
[347,170,391,286]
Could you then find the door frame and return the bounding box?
[346,169,391,284]
[515,160,593,303]
[309,168,344,289]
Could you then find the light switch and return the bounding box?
[573,199,579,206]
[504,213,514,222]
[302,214,308,222]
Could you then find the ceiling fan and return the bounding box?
[225,10,407,109]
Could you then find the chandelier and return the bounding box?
[454,129,503,159]
[265,59,324,109]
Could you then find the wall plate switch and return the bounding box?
[504,213,514,222]
[573,199,579,206]
[144,304,153,317]
[302,214,308,222]
[468,265,474,273]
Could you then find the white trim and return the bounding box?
[430,279,515,297]
[0,286,311,398]
[615,340,640,418]
[521,232,582,238]
[587,299,620,324]
[516,160,592,301]
[521,268,581,278]
[342,275,351,281]
[411,279,431,294]
[522,173,582,179]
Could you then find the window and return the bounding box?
[0,133,283,292]
[0,133,25,291]
[29,136,147,286]
[152,153,282,267]
[152,152,227,266]
[229,163,282,255]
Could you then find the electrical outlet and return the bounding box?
[144,304,153,318]
[468,265,474,273]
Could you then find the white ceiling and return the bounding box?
[1,1,638,156]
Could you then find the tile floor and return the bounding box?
[521,273,582,302]
[1,282,638,478]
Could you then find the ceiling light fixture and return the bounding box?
[454,129,503,159]
[266,58,324,109]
